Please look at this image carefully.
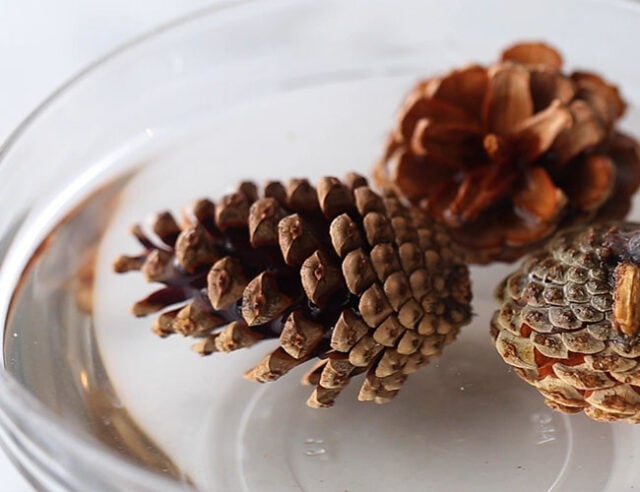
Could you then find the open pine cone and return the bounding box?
[492,222,640,423]
[114,175,472,408]
[374,41,640,264]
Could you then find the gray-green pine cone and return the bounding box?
[492,222,640,423]
[115,174,472,408]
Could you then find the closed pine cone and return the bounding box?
[114,175,472,408]
[374,41,640,264]
[492,222,640,423]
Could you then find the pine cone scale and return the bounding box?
[529,68,575,110]
[511,100,573,162]
[428,64,488,117]
[483,63,534,135]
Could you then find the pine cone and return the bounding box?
[492,222,640,423]
[374,41,640,264]
[114,175,472,408]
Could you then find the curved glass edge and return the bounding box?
[0,0,254,161]
[0,368,191,491]
[0,1,262,490]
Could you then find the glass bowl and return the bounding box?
[2,0,640,490]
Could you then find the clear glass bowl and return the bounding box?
[2,0,640,490]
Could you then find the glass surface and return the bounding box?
[1,0,640,490]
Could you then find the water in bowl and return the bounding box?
[2,74,632,491]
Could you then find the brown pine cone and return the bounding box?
[114,175,472,408]
[492,222,640,423]
[374,41,640,264]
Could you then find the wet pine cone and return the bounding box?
[374,41,640,264]
[492,222,640,423]
[114,175,472,408]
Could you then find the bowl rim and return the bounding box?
[0,0,261,161]
[2,0,640,489]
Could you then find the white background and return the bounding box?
[0,1,213,489]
